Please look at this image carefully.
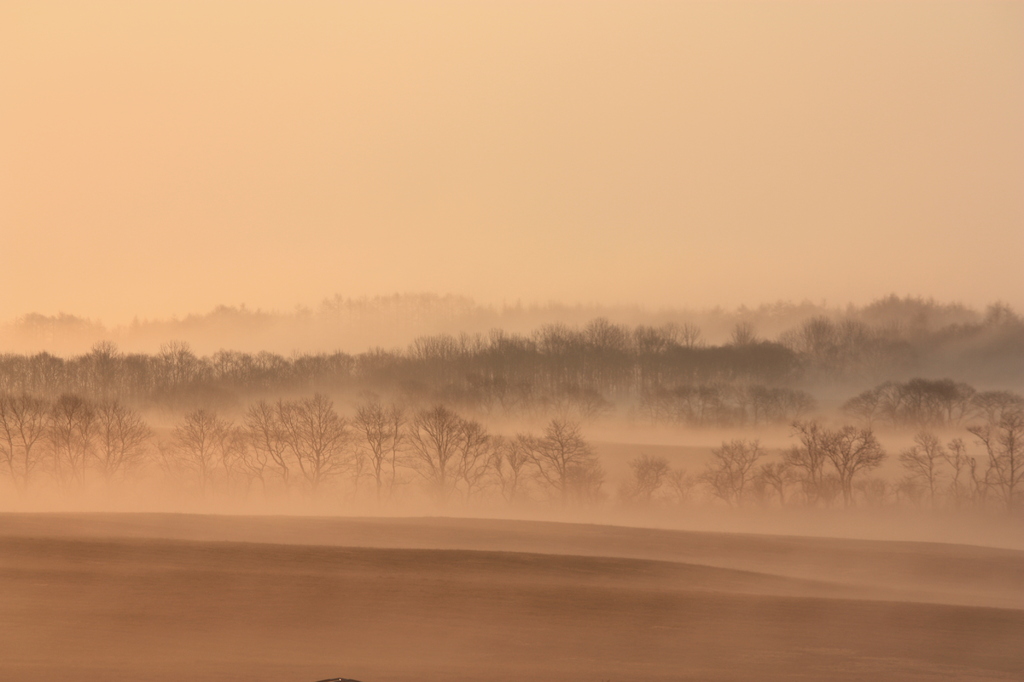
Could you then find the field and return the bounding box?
[1,513,1022,681]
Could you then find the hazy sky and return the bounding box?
[2,1,1022,324]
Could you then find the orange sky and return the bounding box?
[2,1,1022,324]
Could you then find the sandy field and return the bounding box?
[1,513,1022,681]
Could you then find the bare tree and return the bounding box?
[86,340,121,401]
[824,426,886,507]
[521,419,602,505]
[353,400,407,502]
[877,382,907,428]
[491,436,531,504]
[47,394,97,488]
[966,448,993,508]
[279,394,351,494]
[243,400,292,487]
[679,322,703,349]
[172,409,232,495]
[943,437,973,509]
[665,468,698,506]
[407,405,464,503]
[94,401,152,483]
[0,394,49,491]
[621,454,670,505]
[971,391,1024,425]
[967,410,1024,512]
[222,424,260,494]
[898,432,945,507]
[384,403,408,498]
[785,420,831,506]
[702,439,764,506]
[457,418,493,502]
[756,460,793,506]
[158,341,202,387]
[842,386,885,427]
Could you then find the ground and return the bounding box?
[1,513,1021,681]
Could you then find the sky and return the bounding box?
[1,1,1022,324]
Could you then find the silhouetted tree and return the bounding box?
[679,322,703,349]
[634,454,670,501]
[702,439,764,506]
[621,454,671,505]
[522,419,602,505]
[823,426,886,507]
[0,394,48,491]
[47,394,96,488]
[967,410,1024,513]
[352,400,407,502]
[407,405,464,504]
[756,461,794,506]
[842,386,886,427]
[278,394,351,494]
[172,409,232,495]
[94,400,151,483]
[243,400,292,487]
[665,468,698,506]
[491,436,531,504]
[785,420,832,506]
[972,391,1024,425]
[899,432,945,507]
[456,418,494,502]
[942,437,973,509]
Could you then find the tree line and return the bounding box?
[0,394,150,491]
[6,294,1020,374]
[0,333,1009,428]
[3,334,1019,430]
[3,389,1020,514]
[0,392,604,507]
[0,323,806,415]
[842,379,1023,429]
[624,403,1023,514]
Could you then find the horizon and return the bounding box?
[3,290,1017,328]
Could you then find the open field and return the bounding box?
[1,513,1022,681]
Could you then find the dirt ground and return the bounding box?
[1,513,1021,681]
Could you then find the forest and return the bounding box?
[0,296,1021,414]
[0,297,1021,516]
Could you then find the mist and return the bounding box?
[3,2,1023,680]
[1,293,1022,542]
